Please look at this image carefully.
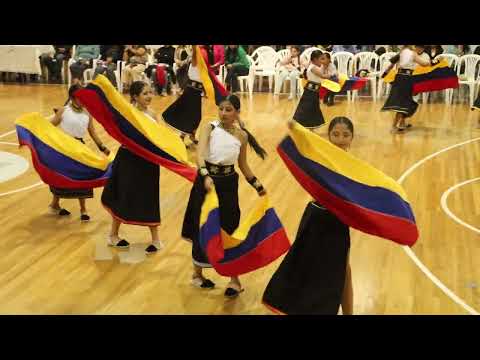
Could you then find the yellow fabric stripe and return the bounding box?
[224,195,270,249]
[383,59,449,84]
[195,46,215,105]
[200,187,272,250]
[90,75,193,167]
[200,188,220,226]
[290,122,409,201]
[15,113,113,169]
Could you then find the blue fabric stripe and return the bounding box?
[17,126,111,180]
[280,136,415,222]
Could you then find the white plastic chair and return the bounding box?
[437,53,459,104]
[237,55,255,96]
[331,51,354,101]
[377,52,397,99]
[250,46,278,92]
[352,52,379,101]
[455,54,480,107]
[67,46,102,87]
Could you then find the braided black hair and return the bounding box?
[222,94,267,160]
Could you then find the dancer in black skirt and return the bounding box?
[293,50,329,129]
[49,84,110,221]
[381,45,431,133]
[263,117,355,315]
[472,95,480,128]
[101,81,163,254]
[182,95,267,298]
[162,45,203,145]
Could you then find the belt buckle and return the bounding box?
[223,166,232,174]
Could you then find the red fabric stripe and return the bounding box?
[19,139,108,189]
[207,228,290,276]
[102,203,161,226]
[278,146,418,246]
[262,301,287,315]
[413,77,459,94]
[75,88,197,182]
[155,65,167,87]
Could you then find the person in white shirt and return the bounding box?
[182,95,267,298]
[381,45,431,133]
[49,84,110,221]
[275,45,302,100]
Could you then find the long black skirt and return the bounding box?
[262,201,350,315]
[182,172,240,268]
[49,136,93,199]
[293,88,325,129]
[49,186,93,199]
[162,85,202,135]
[101,146,160,226]
[473,95,480,110]
[381,73,419,118]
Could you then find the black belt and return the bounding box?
[304,81,321,91]
[398,68,413,75]
[205,161,235,177]
[187,79,204,91]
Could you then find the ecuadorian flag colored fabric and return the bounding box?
[73,75,197,182]
[15,112,113,189]
[319,74,368,99]
[277,122,418,246]
[383,59,458,95]
[199,188,291,276]
[197,46,229,106]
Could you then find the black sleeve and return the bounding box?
[389,53,400,64]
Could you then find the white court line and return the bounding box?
[0,141,19,146]
[0,130,15,139]
[398,137,480,315]
[0,181,44,197]
[441,178,480,234]
[0,132,43,197]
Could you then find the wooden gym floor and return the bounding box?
[0,83,479,315]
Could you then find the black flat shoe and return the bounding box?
[191,277,215,289]
[224,287,245,298]
[80,214,90,222]
[145,244,158,255]
[58,208,71,216]
[107,238,130,248]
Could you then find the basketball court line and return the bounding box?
[398,137,480,315]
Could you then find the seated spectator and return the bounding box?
[93,45,124,88]
[318,52,338,106]
[332,45,357,53]
[425,45,444,60]
[211,45,225,75]
[275,45,301,100]
[122,45,148,92]
[224,45,250,93]
[151,45,176,95]
[69,45,100,85]
[41,45,73,83]
[173,45,191,92]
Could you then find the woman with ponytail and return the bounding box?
[263,117,355,315]
[48,84,110,221]
[182,94,267,298]
[101,81,164,254]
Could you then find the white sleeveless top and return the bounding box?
[188,63,201,82]
[205,121,242,165]
[59,105,90,139]
[398,48,416,70]
[306,64,323,83]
